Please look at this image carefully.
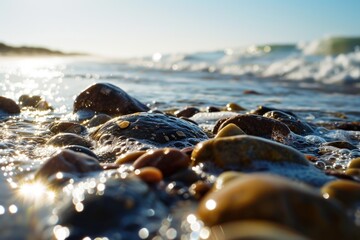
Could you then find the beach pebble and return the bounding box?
[133,148,190,177]
[73,82,149,116]
[91,112,208,156]
[35,149,101,180]
[197,174,358,240]
[55,178,167,239]
[321,180,360,208]
[226,102,246,111]
[323,141,357,150]
[115,150,147,165]
[86,113,112,127]
[175,107,200,118]
[134,167,163,183]
[213,114,291,143]
[250,105,297,117]
[63,145,98,159]
[263,110,314,135]
[215,123,246,138]
[206,106,221,112]
[18,94,53,110]
[348,157,360,169]
[191,135,308,169]
[46,133,92,148]
[0,96,20,114]
[49,121,86,134]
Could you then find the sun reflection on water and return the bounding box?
[18,181,56,203]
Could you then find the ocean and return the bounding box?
[0,36,360,239]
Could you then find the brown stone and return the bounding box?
[46,133,92,148]
[175,107,200,118]
[35,149,101,180]
[191,135,308,169]
[197,174,358,240]
[213,114,291,143]
[321,180,360,208]
[133,148,190,177]
[49,121,85,134]
[0,96,20,114]
[215,123,246,138]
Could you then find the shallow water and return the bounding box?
[0,37,360,239]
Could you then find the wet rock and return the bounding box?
[86,114,112,128]
[49,121,86,134]
[63,145,98,159]
[323,141,357,150]
[192,135,308,169]
[215,123,246,138]
[91,112,208,156]
[73,83,149,116]
[0,96,20,114]
[198,174,358,240]
[115,150,147,165]
[263,110,314,135]
[213,114,291,143]
[206,106,221,112]
[133,148,190,177]
[55,177,167,239]
[334,121,360,131]
[348,157,360,169]
[168,168,200,186]
[208,221,308,240]
[175,107,200,118]
[250,105,297,117]
[18,95,53,110]
[189,181,212,199]
[46,133,92,148]
[243,89,261,94]
[134,167,163,183]
[225,102,246,111]
[321,180,360,208]
[35,149,101,180]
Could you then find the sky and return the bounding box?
[1,0,360,58]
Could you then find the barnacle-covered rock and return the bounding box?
[91,112,208,158]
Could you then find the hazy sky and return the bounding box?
[1,0,360,57]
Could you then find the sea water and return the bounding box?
[0,36,360,238]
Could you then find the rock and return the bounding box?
[208,221,308,240]
[191,135,308,168]
[243,89,261,94]
[49,121,86,134]
[54,177,167,239]
[134,167,163,183]
[133,148,190,177]
[334,121,360,131]
[91,112,208,157]
[348,157,360,169]
[206,106,221,112]
[323,141,357,150]
[250,105,297,117]
[215,123,246,138]
[197,174,358,240]
[213,114,291,143]
[35,149,101,180]
[0,96,20,114]
[63,145,98,159]
[191,135,333,186]
[115,150,147,165]
[46,133,92,148]
[73,83,149,116]
[18,95,53,110]
[86,114,112,128]
[263,111,314,135]
[175,107,200,118]
[321,180,360,208]
[226,102,246,111]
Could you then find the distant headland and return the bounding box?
[0,42,86,56]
